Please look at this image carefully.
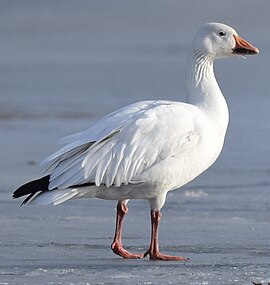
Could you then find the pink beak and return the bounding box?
[232,35,259,55]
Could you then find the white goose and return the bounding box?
[13,22,258,261]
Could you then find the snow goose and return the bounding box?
[13,22,259,260]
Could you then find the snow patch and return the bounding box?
[184,189,208,198]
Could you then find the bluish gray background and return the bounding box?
[0,1,269,284]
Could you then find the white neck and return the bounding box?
[186,49,229,133]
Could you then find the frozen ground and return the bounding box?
[0,1,270,284]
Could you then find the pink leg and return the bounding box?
[111,202,143,259]
[144,211,189,261]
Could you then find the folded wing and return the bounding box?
[41,101,200,190]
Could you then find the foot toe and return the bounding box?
[111,241,143,259]
[144,250,189,261]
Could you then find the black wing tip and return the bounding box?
[13,175,96,205]
[13,187,23,199]
[20,193,36,206]
[13,175,50,200]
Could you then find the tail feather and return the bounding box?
[28,187,93,205]
[29,189,79,205]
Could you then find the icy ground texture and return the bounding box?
[1,192,270,285]
[0,1,270,284]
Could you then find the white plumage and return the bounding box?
[42,101,201,189]
[14,22,258,260]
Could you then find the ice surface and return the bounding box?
[0,1,270,284]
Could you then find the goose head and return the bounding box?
[192,22,259,59]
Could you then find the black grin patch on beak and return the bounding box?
[232,47,258,55]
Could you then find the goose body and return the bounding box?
[13,22,258,260]
[39,100,224,205]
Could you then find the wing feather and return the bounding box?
[50,151,86,180]
[42,101,201,189]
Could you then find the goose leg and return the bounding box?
[111,202,143,259]
[144,211,189,261]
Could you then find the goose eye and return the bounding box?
[219,31,226,37]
